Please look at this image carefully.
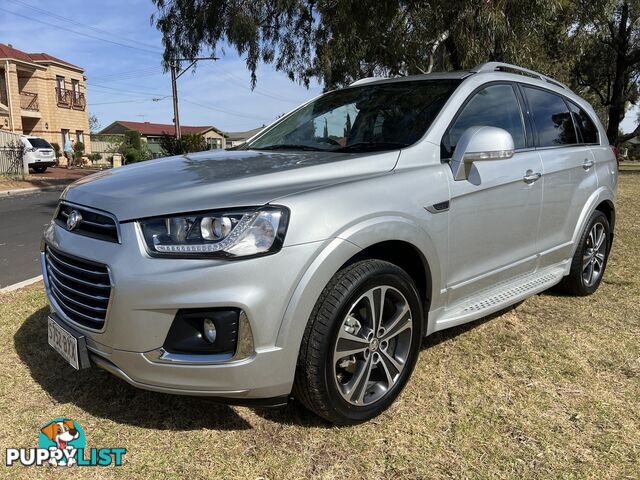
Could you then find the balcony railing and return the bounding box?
[56,87,70,107]
[56,88,86,111]
[20,91,39,111]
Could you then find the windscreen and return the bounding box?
[248,79,461,153]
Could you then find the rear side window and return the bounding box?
[26,138,53,149]
[523,87,577,147]
[442,84,526,158]
[568,102,599,144]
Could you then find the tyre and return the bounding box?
[557,210,610,296]
[32,165,47,173]
[293,259,424,424]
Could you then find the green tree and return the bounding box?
[569,0,640,143]
[151,0,563,90]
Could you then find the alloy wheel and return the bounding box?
[582,222,607,287]
[333,286,413,406]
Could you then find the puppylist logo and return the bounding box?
[5,418,126,467]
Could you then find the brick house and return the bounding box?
[99,120,228,158]
[0,43,90,152]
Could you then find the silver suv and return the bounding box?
[42,63,617,424]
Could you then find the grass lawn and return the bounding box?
[0,176,638,480]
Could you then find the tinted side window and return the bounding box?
[442,84,526,158]
[523,87,577,147]
[568,102,599,144]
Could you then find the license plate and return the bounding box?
[47,317,87,370]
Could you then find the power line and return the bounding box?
[0,6,161,56]
[182,99,272,122]
[88,83,272,121]
[90,69,165,85]
[206,63,297,103]
[5,0,164,54]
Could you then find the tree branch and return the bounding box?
[617,122,640,143]
[575,71,610,106]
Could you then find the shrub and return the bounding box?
[88,153,102,162]
[123,147,141,164]
[159,133,208,155]
[51,142,61,158]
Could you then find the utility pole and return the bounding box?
[170,62,181,140]
[170,57,218,141]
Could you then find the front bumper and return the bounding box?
[42,218,328,399]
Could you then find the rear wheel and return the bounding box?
[31,165,47,173]
[557,210,610,296]
[293,260,423,424]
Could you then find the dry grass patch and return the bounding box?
[0,176,639,479]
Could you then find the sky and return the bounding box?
[0,0,323,133]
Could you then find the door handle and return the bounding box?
[523,170,542,184]
[583,159,595,170]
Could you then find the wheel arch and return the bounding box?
[276,217,442,355]
[570,187,616,261]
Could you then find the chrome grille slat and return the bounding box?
[45,246,111,329]
[46,260,110,289]
[46,248,110,278]
[50,283,107,313]
[48,273,110,302]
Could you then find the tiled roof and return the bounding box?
[29,52,82,70]
[111,121,219,136]
[0,43,82,71]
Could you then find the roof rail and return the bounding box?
[349,77,386,86]
[472,62,569,91]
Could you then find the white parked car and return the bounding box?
[21,135,56,173]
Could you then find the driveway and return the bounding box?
[0,189,61,288]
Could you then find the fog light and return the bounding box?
[203,318,217,343]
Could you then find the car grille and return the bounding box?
[55,203,119,243]
[44,246,112,329]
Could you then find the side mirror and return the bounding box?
[450,126,514,181]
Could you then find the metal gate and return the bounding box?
[0,145,24,175]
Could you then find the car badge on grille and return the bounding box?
[67,210,82,231]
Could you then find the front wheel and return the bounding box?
[557,210,611,296]
[293,260,423,424]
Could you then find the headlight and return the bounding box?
[138,206,289,259]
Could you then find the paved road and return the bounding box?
[0,190,62,288]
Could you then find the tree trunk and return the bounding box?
[608,53,628,144]
[607,1,630,145]
[444,36,462,70]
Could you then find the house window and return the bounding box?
[76,130,84,144]
[207,138,223,149]
[56,76,65,90]
[71,79,80,100]
[61,129,70,146]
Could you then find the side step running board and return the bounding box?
[434,267,565,332]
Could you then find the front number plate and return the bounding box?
[48,316,81,370]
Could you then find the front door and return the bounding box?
[441,83,543,305]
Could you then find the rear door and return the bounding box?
[521,86,598,268]
[442,83,544,305]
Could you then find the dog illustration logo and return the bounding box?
[38,418,86,466]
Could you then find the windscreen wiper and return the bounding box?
[252,144,326,151]
[334,141,409,152]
